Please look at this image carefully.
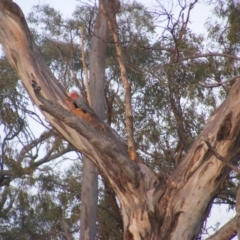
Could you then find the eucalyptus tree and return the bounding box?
[1,0,240,239]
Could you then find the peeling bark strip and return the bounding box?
[2,1,240,239]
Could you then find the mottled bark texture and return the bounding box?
[0,0,240,239]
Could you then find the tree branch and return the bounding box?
[100,0,137,161]
[204,139,240,175]
[132,41,240,62]
[31,80,138,184]
[61,211,72,240]
[17,130,53,163]
[33,143,75,167]
[198,75,240,88]
[0,0,147,190]
[206,216,237,240]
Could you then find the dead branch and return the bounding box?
[100,0,137,161]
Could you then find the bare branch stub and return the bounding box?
[204,139,240,175]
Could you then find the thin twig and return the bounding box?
[199,75,240,88]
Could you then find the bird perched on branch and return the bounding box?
[68,91,132,156]
[67,90,103,128]
[68,91,95,115]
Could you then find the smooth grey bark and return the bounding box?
[80,3,109,240]
[80,160,98,240]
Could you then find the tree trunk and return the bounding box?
[1,1,240,239]
[80,3,109,240]
[80,160,98,240]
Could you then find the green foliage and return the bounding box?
[227,3,240,44]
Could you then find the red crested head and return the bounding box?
[69,91,79,100]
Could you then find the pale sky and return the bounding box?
[15,0,210,35]
[15,0,77,18]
